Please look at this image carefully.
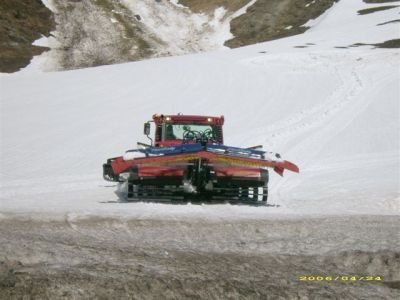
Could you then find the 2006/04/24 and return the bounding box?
[299,276,382,281]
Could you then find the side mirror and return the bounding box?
[144,122,151,136]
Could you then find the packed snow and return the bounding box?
[0,0,399,220]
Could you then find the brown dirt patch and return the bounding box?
[0,216,399,299]
[358,5,399,15]
[178,0,252,13]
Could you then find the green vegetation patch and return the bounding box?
[225,0,338,48]
[363,0,399,3]
[374,39,400,48]
[358,5,399,15]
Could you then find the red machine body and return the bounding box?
[113,114,260,179]
[103,114,299,202]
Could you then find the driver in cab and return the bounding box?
[165,124,176,140]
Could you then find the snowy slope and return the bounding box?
[0,0,399,219]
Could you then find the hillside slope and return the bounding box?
[0,0,338,72]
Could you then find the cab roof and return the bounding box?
[152,114,224,125]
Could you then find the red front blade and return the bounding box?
[112,151,299,176]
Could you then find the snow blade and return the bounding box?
[112,149,299,176]
[273,161,300,176]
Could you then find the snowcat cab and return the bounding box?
[146,114,224,147]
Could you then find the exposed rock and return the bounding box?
[0,0,54,73]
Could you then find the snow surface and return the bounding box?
[0,0,399,219]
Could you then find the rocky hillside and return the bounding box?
[0,0,54,73]
[225,0,339,47]
[30,0,258,71]
[0,0,353,72]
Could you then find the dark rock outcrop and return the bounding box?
[0,0,54,73]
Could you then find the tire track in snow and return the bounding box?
[257,53,396,207]
[243,52,363,151]
[239,52,366,206]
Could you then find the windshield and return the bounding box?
[164,124,215,140]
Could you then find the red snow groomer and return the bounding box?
[103,114,299,203]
